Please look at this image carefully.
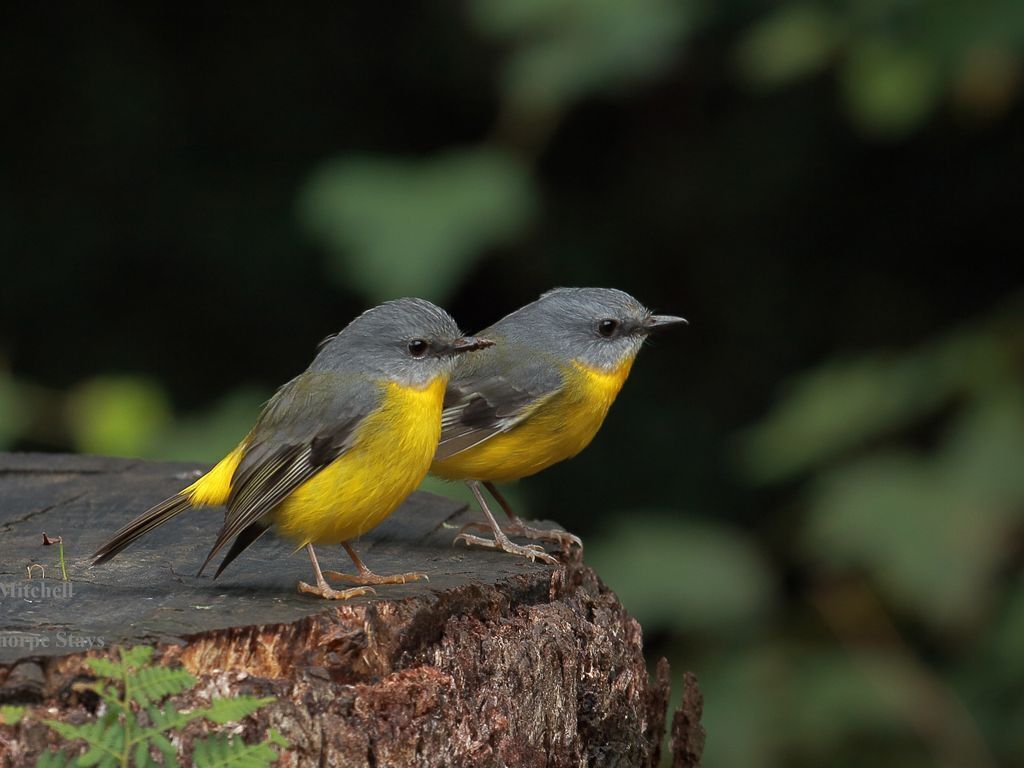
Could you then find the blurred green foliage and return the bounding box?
[744,313,1024,630]
[587,514,775,633]
[147,390,270,463]
[299,150,535,303]
[0,371,28,450]
[66,377,172,457]
[706,304,1024,767]
[3,1,1023,767]
[470,0,688,113]
[297,0,689,306]
[736,0,1024,135]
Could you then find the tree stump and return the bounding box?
[0,453,703,766]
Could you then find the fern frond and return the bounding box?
[106,724,125,760]
[38,644,282,768]
[133,740,164,767]
[82,682,124,709]
[146,700,209,734]
[84,657,122,680]
[199,696,277,725]
[119,645,155,669]
[43,718,120,754]
[77,745,112,766]
[128,665,196,706]
[150,731,177,761]
[33,748,74,768]
[191,730,287,768]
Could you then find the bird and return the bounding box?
[92,298,493,599]
[430,287,686,563]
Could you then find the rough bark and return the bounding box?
[670,673,706,768]
[0,453,703,766]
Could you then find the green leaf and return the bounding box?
[471,0,688,112]
[43,719,91,742]
[0,704,25,725]
[149,701,206,733]
[67,377,171,457]
[45,710,128,759]
[192,733,286,768]
[77,747,106,767]
[978,577,1024,684]
[803,451,1014,627]
[150,731,177,760]
[133,741,151,767]
[84,657,122,680]
[265,730,289,748]
[736,4,840,87]
[699,644,924,767]
[119,645,156,669]
[199,696,277,725]
[787,650,921,751]
[298,149,535,303]
[148,389,267,464]
[43,718,123,766]
[841,37,942,138]
[737,331,1001,482]
[940,391,1024,500]
[954,574,1024,758]
[586,512,775,632]
[107,725,124,760]
[33,749,74,768]
[127,665,196,707]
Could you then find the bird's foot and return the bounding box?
[503,520,583,550]
[453,528,559,565]
[325,570,429,586]
[298,580,376,600]
[457,520,581,551]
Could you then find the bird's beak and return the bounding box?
[643,314,688,332]
[439,336,495,356]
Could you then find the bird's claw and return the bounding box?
[505,522,583,550]
[453,532,559,565]
[456,521,582,551]
[297,581,376,600]
[324,570,429,585]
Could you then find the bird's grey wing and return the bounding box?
[435,349,564,461]
[198,372,381,573]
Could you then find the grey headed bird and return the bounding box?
[93,298,493,599]
[431,287,686,563]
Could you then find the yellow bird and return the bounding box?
[431,287,685,562]
[92,298,492,599]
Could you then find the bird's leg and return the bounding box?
[455,482,583,549]
[298,544,376,600]
[483,481,583,550]
[454,481,559,565]
[325,542,429,585]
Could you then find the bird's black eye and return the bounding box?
[598,319,619,338]
[408,339,429,358]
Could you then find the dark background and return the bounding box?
[3,3,1023,766]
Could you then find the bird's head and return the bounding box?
[314,298,492,387]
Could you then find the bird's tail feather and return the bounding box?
[91,493,193,565]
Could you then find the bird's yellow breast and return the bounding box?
[431,356,635,484]
[275,377,446,545]
[184,377,447,545]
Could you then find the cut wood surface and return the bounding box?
[0,453,703,767]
